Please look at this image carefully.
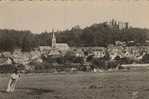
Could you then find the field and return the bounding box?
[0,70,149,99]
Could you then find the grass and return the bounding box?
[0,70,149,99]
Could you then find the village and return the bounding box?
[1,1,149,99]
[0,28,149,73]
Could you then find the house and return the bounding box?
[55,43,69,51]
[39,46,51,55]
[0,57,12,65]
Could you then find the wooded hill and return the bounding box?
[0,20,149,52]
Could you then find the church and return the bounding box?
[40,30,70,56]
[51,31,69,51]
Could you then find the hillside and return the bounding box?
[0,20,149,52]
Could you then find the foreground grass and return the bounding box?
[0,71,149,99]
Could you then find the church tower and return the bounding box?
[52,29,56,49]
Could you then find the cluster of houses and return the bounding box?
[0,31,149,72]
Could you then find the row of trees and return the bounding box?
[0,21,149,52]
[0,29,38,52]
[56,23,148,47]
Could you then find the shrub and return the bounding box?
[0,64,16,73]
[119,57,134,64]
[142,54,149,63]
[73,57,84,64]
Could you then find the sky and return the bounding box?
[0,0,149,33]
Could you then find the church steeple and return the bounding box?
[52,29,56,48]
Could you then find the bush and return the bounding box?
[142,54,149,63]
[45,55,65,64]
[0,64,16,73]
[90,57,122,70]
[73,57,84,64]
[91,58,104,69]
[119,57,134,64]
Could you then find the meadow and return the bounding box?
[0,70,149,99]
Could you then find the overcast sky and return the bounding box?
[0,0,149,33]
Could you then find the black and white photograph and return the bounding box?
[0,0,149,99]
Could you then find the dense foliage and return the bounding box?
[0,21,149,52]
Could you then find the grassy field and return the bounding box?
[0,70,149,99]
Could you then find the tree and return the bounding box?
[22,32,38,52]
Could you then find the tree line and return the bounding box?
[0,21,149,52]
